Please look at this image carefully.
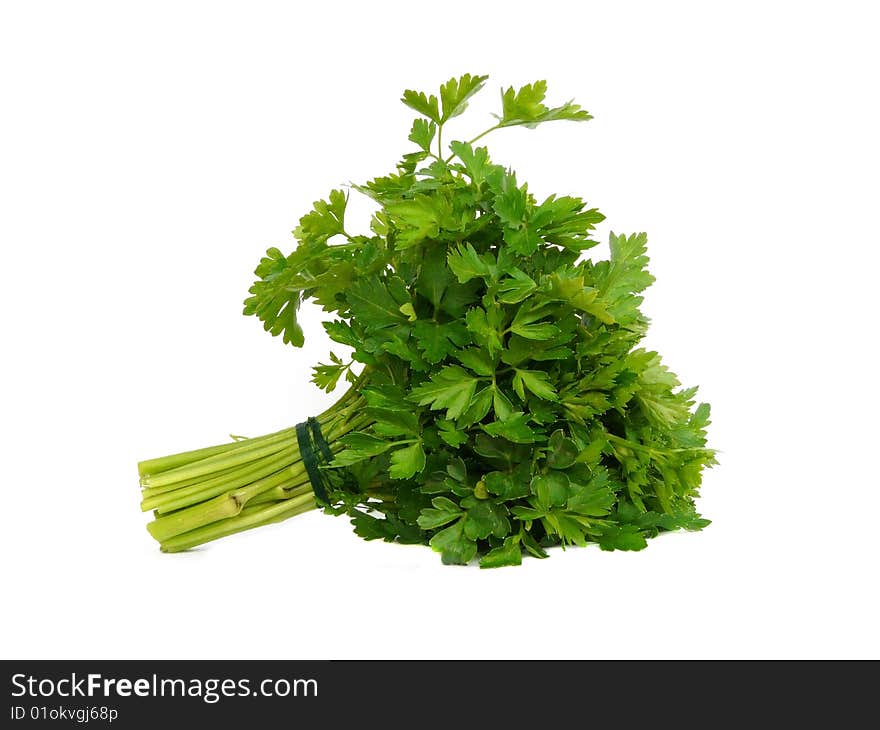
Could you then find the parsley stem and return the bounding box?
[147,466,298,543]
[142,431,297,489]
[137,426,292,478]
[443,124,501,162]
[140,376,377,551]
[159,493,317,553]
[466,124,501,147]
[246,482,313,507]
[142,450,301,513]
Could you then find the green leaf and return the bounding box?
[429,520,477,565]
[413,320,469,364]
[323,320,361,349]
[367,407,419,437]
[446,458,467,482]
[399,302,417,321]
[498,80,592,129]
[447,242,491,283]
[484,471,530,501]
[511,505,546,521]
[401,88,440,123]
[346,276,408,329]
[482,413,541,443]
[361,383,409,410]
[389,442,427,480]
[528,398,557,424]
[521,530,549,559]
[487,168,529,231]
[531,472,570,510]
[408,365,480,420]
[294,189,348,244]
[439,279,482,318]
[437,420,468,447]
[546,429,578,469]
[480,538,523,568]
[457,385,493,427]
[628,350,693,428]
[408,118,436,152]
[311,352,348,393]
[389,485,432,537]
[492,386,515,420]
[505,227,542,256]
[350,512,399,542]
[530,195,604,251]
[567,483,615,517]
[497,268,537,303]
[509,302,560,340]
[598,525,649,552]
[547,512,589,547]
[513,369,558,401]
[453,347,496,376]
[473,434,531,471]
[465,306,503,354]
[656,509,711,532]
[592,232,655,323]
[416,244,453,308]
[609,232,654,290]
[439,73,488,122]
[380,334,428,371]
[332,432,395,466]
[510,321,560,340]
[464,500,509,540]
[242,247,305,347]
[386,194,453,249]
[544,269,605,315]
[417,496,463,530]
[449,141,492,186]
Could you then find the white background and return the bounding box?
[1,1,878,659]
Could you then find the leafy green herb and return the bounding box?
[138,74,716,567]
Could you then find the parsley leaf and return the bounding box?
[401,88,440,123]
[242,247,305,346]
[408,365,481,420]
[498,80,593,129]
[389,442,427,480]
[439,73,488,122]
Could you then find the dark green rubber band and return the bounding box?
[309,417,334,465]
[295,420,329,505]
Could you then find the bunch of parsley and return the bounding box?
[138,74,715,566]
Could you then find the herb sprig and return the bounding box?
[138,74,715,566]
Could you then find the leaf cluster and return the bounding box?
[244,75,715,566]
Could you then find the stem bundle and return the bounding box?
[138,384,369,552]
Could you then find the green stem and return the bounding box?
[143,430,296,489]
[159,493,317,553]
[139,373,375,552]
[147,467,297,542]
[246,481,312,507]
[140,462,244,498]
[444,124,501,162]
[137,426,291,477]
[146,451,307,514]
